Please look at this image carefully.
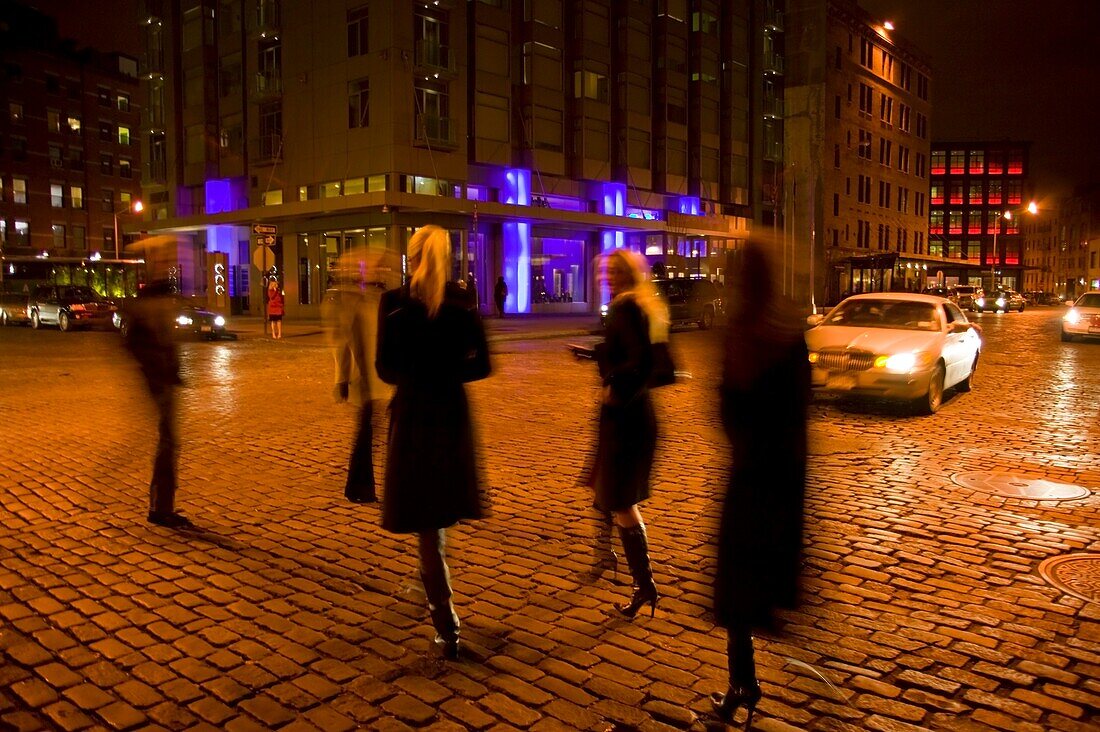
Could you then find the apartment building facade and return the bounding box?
[785,0,931,308]
[928,140,1033,292]
[1028,189,1100,300]
[135,0,791,317]
[0,4,143,297]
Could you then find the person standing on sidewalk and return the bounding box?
[591,248,667,619]
[323,258,393,504]
[266,279,285,339]
[493,276,507,318]
[123,280,189,528]
[711,240,810,726]
[376,224,491,659]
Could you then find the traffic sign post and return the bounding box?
[251,224,278,330]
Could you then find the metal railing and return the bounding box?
[256,0,280,31]
[764,7,784,32]
[415,41,456,74]
[763,140,782,162]
[254,71,282,97]
[414,114,457,148]
[764,52,785,75]
[762,96,784,119]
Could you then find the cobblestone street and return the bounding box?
[1,308,1098,731]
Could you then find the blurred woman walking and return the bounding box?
[375,225,490,659]
[590,249,669,618]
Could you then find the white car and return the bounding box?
[1061,292,1100,342]
[805,293,983,414]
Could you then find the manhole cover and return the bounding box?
[951,472,1091,501]
[1038,554,1100,605]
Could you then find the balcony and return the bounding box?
[255,0,280,36]
[763,140,782,162]
[253,71,282,99]
[764,51,784,76]
[414,40,457,76]
[254,133,283,162]
[762,96,784,119]
[147,160,167,183]
[764,7,784,32]
[414,114,457,149]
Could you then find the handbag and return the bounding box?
[649,340,677,388]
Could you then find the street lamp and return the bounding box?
[112,199,143,260]
[991,200,1037,290]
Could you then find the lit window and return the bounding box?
[71,186,84,209]
[51,184,64,207]
[262,189,283,206]
[118,126,131,145]
[13,177,27,204]
[321,181,342,198]
[10,102,23,123]
[344,178,365,195]
[67,115,81,133]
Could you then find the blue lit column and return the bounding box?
[597,182,627,304]
[501,168,531,314]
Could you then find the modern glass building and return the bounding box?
[134,0,787,317]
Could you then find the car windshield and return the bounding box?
[824,299,940,331]
[1076,293,1100,308]
[59,286,104,302]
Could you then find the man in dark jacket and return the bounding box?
[124,281,189,527]
[493,276,508,318]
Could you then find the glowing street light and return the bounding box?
[884,20,895,30]
[113,199,144,260]
[992,201,1038,290]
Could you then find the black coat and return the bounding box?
[592,296,657,512]
[375,284,491,533]
[714,310,810,631]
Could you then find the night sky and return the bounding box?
[860,0,1100,201]
[26,0,1100,201]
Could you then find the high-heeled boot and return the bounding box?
[418,530,460,659]
[587,511,618,582]
[712,628,761,728]
[617,524,659,617]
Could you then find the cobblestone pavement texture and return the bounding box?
[0,307,1098,731]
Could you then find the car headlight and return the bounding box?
[808,352,820,364]
[875,352,933,373]
[177,315,194,326]
[1064,308,1080,325]
[600,304,608,316]
[213,315,226,327]
[975,298,985,307]
[996,297,1005,307]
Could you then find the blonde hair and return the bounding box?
[407,225,451,317]
[605,249,670,343]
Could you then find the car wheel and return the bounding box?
[956,355,978,392]
[917,363,945,415]
[1019,304,1026,312]
[30,311,40,329]
[58,312,71,332]
[699,306,714,330]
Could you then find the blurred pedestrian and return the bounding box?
[376,224,491,659]
[123,280,189,528]
[267,279,285,339]
[493,276,508,318]
[711,240,810,726]
[323,253,395,504]
[467,271,478,311]
[591,248,668,618]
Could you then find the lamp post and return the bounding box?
[991,200,1037,290]
[112,199,144,260]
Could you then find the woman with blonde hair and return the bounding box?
[590,248,669,617]
[375,224,490,659]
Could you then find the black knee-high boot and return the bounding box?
[617,524,658,617]
[418,530,460,658]
[712,626,762,727]
[587,511,618,582]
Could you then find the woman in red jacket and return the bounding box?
[267,279,285,339]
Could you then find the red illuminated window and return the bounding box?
[949,150,965,174]
[1007,149,1023,174]
[987,152,1003,174]
[948,210,962,234]
[931,184,944,205]
[1007,181,1022,204]
[968,210,983,234]
[1004,242,1020,264]
[931,150,946,175]
[930,210,944,234]
[949,184,963,204]
[987,217,999,235]
[968,150,984,174]
[969,183,983,204]
[1006,217,1019,234]
[988,180,1002,204]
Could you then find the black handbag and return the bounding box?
[649,340,677,388]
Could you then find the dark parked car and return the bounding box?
[654,278,724,329]
[27,285,118,331]
[975,289,1025,313]
[115,301,229,341]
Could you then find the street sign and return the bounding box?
[257,235,276,246]
[252,246,274,271]
[252,224,278,235]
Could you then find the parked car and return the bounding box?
[27,285,118,331]
[804,293,982,414]
[599,277,724,329]
[1060,291,1100,342]
[922,285,952,299]
[0,292,31,326]
[950,285,983,311]
[115,300,229,341]
[974,289,1025,313]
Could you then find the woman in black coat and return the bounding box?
[712,241,810,726]
[375,225,491,659]
[591,249,668,618]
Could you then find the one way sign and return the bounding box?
[252,224,277,235]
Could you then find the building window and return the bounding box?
[73,225,85,250]
[9,101,23,123]
[859,38,873,69]
[858,129,872,160]
[101,189,114,213]
[931,183,944,205]
[948,210,962,234]
[968,210,983,234]
[916,73,929,100]
[14,221,29,245]
[101,153,113,174]
[97,86,110,106]
[71,185,84,209]
[100,123,111,141]
[898,103,910,133]
[878,181,891,208]
[12,137,27,161]
[51,184,64,207]
[348,78,369,128]
[897,146,910,173]
[915,153,926,178]
[916,113,927,139]
[930,150,946,175]
[1007,180,1022,205]
[878,138,891,165]
[321,181,342,198]
[1007,148,1024,174]
[968,150,984,174]
[117,93,130,112]
[119,158,132,179]
[898,188,908,214]
[968,182,982,204]
[833,193,839,216]
[13,177,27,204]
[858,83,872,115]
[915,192,925,217]
[103,227,115,249]
[47,109,61,133]
[879,94,892,125]
[988,180,1002,205]
[834,144,840,168]
[949,183,963,205]
[52,224,65,249]
[118,126,131,145]
[347,5,368,57]
[49,144,63,168]
[262,190,283,206]
[949,150,965,175]
[930,210,944,234]
[574,68,609,102]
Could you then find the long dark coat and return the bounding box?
[593,296,657,512]
[375,283,491,533]
[715,303,810,631]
